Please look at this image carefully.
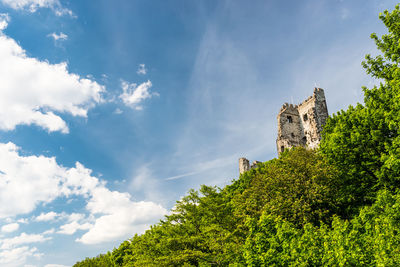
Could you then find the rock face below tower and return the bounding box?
[276,88,328,155]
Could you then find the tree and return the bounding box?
[320,5,400,213]
[112,185,243,266]
[244,189,400,266]
[232,148,340,227]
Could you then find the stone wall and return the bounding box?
[238,87,329,174]
[276,87,328,154]
[276,103,305,154]
[239,158,262,174]
[239,157,250,174]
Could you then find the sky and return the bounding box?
[0,0,397,266]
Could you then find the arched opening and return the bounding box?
[287,116,293,123]
[281,146,285,152]
[303,114,308,121]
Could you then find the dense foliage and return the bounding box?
[320,5,400,213]
[74,5,400,267]
[245,189,400,266]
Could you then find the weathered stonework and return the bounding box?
[239,158,262,174]
[238,87,329,174]
[276,87,328,154]
[239,157,250,174]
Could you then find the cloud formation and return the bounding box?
[48,32,68,41]
[0,142,167,254]
[136,64,147,75]
[0,233,50,250]
[119,80,158,110]
[58,221,92,235]
[1,223,19,233]
[0,246,41,267]
[0,15,103,133]
[1,0,73,16]
[34,212,59,222]
[0,14,9,30]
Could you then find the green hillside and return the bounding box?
[74,4,400,266]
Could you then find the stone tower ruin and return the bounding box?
[239,158,250,174]
[239,158,261,174]
[238,87,328,175]
[276,87,328,155]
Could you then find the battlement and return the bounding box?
[279,102,298,113]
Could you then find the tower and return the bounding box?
[276,88,328,155]
[239,157,250,174]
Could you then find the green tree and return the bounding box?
[320,5,400,213]
[232,148,340,227]
[74,252,114,267]
[114,185,243,266]
[244,190,400,266]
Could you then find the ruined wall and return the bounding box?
[239,87,329,174]
[276,103,305,154]
[239,157,250,174]
[239,158,262,174]
[297,88,329,149]
[276,88,328,154]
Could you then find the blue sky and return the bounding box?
[0,0,397,266]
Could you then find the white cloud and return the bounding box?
[0,142,167,245]
[77,185,167,244]
[1,0,73,16]
[65,213,85,222]
[119,80,158,110]
[36,212,91,234]
[0,143,65,217]
[48,32,68,41]
[0,246,41,267]
[0,233,50,250]
[0,14,9,30]
[45,265,70,267]
[1,223,19,233]
[57,221,92,235]
[0,18,104,133]
[42,228,55,235]
[136,64,147,75]
[34,212,59,222]
[34,211,88,235]
[113,108,123,115]
[17,218,28,224]
[164,171,198,181]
